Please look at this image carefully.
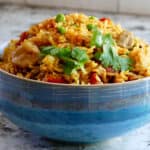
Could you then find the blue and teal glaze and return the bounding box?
[0,43,150,142]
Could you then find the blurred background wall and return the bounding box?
[0,0,150,15]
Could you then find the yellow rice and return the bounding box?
[0,13,150,85]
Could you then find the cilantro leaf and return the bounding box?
[40,46,89,75]
[99,44,120,70]
[57,47,71,58]
[94,51,102,60]
[40,46,60,56]
[103,34,115,46]
[118,56,133,71]
[71,47,89,63]
[62,48,89,74]
[87,24,97,31]
[90,29,103,48]
[63,65,74,75]
[60,56,85,75]
[63,59,83,75]
[93,33,133,71]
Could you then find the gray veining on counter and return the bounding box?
[1,4,150,150]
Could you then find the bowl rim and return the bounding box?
[0,68,150,88]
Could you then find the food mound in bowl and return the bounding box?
[1,13,150,85]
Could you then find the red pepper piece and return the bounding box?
[47,75,65,83]
[90,73,101,84]
[99,17,110,22]
[16,31,29,46]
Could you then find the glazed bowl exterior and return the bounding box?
[0,43,150,142]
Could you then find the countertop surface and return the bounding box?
[1,4,150,150]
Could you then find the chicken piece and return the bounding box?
[12,40,40,68]
[130,46,150,76]
[117,31,134,49]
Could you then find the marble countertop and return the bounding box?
[1,4,150,150]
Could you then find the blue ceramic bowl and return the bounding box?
[0,42,150,143]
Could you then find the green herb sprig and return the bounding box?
[40,46,89,74]
[90,26,133,71]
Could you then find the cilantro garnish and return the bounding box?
[90,29,103,48]
[40,46,89,74]
[91,27,133,71]
[118,56,133,71]
[87,24,96,31]
[71,47,89,63]
[40,46,60,56]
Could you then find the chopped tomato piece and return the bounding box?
[16,31,29,46]
[99,17,110,22]
[90,73,101,84]
[46,75,65,83]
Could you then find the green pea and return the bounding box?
[56,14,65,22]
[57,26,66,34]
[89,16,97,20]
[87,24,96,31]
